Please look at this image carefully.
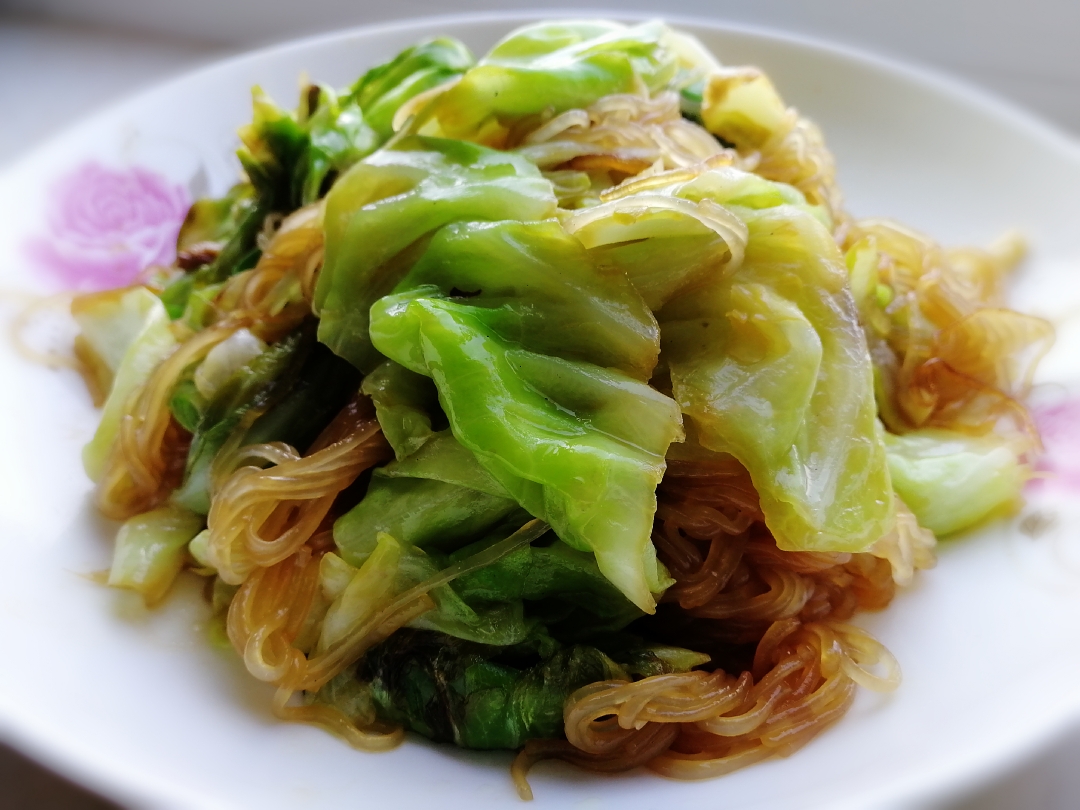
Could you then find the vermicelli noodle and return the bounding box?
[514,621,897,792]
[509,451,909,796]
[845,218,1053,443]
[207,398,389,583]
[515,90,732,206]
[214,201,324,341]
[227,519,550,748]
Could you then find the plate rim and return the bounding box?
[3,8,1080,183]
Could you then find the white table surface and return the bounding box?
[2,5,1079,808]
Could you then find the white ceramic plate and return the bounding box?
[2,12,1080,810]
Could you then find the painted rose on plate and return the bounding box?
[1030,398,1080,492]
[27,162,190,291]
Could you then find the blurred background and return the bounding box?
[1,0,1079,807]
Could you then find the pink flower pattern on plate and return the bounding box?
[1031,398,1080,492]
[27,162,190,291]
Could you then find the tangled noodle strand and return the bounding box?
[206,397,392,584]
[847,219,1053,443]
[227,520,550,752]
[214,201,325,341]
[512,453,911,798]
[515,91,734,206]
[96,323,239,519]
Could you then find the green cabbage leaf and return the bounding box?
[358,629,623,748]
[75,287,178,482]
[107,505,204,605]
[367,219,682,611]
[164,36,468,292]
[348,626,707,750]
[884,428,1026,536]
[348,37,475,139]
[335,431,527,560]
[410,20,678,144]
[360,360,442,460]
[315,136,558,372]
[569,166,891,553]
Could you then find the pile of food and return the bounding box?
[71,20,1053,796]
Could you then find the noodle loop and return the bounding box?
[207,398,391,584]
[512,453,909,796]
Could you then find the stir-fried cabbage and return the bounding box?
[335,431,527,559]
[360,360,441,460]
[70,18,1055,777]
